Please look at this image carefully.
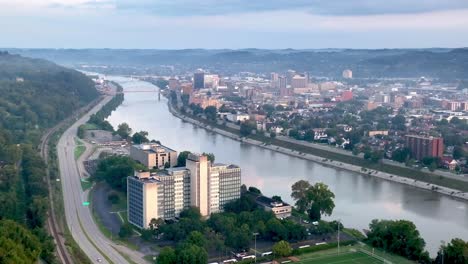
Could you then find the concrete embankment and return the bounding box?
[168,103,468,201]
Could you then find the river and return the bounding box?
[106,77,468,256]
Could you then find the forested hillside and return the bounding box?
[0,51,98,263]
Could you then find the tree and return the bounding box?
[132,131,149,144]
[366,219,429,262]
[435,238,468,264]
[177,244,208,264]
[156,247,176,264]
[177,151,191,167]
[240,121,257,137]
[291,180,311,213]
[453,146,465,160]
[391,115,406,130]
[272,240,292,257]
[0,219,42,263]
[116,122,132,139]
[119,223,133,238]
[202,152,215,163]
[164,162,170,169]
[291,181,335,221]
[391,148,410,163]
[95,155,146,192]
[248,186,262,195]
[306,183,335,221]
[204,106,217,121]
[186,231,206,248]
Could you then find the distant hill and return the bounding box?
[0,51,98,143]
[0,52,99,263]
[4,48,468,79]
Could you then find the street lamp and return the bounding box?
[337,219,341,253]
[253,232,259,263]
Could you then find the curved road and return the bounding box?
[57,95,147,264]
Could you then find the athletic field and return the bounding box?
[299,251,390,264]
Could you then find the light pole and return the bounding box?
[337,219,341,253]
[253,232,259,263]
[441,240,445,264]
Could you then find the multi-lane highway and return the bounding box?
[57,94,146,264]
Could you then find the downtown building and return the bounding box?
[127,153,241,229]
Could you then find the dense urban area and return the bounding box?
[1,48,468,264]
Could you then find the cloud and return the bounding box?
[0,0,115,10]
[115,0,468,17]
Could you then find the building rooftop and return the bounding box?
[255,195,290,208]
[133,143,177,153]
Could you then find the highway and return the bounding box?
[57,95,147,264]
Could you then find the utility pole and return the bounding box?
[253,232,259,263]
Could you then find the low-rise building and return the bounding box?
[130,143,178,169]
[255,196,292,219]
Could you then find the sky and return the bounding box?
[1,0,468,49]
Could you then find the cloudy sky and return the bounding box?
[1,0,468,49]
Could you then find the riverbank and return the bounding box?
[168,102,468,201]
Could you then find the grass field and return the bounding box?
[299,251,386,264]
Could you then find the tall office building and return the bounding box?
[193,72,205,90]
[405,135,444,160]
[186,154,210,216]
[128,153,241,228]
[127,171,164,229]
[278,76,287,89]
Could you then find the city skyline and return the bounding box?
[1,0,468,49]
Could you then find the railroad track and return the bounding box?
[39,98,102,264]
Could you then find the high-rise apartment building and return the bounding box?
[405,135,444,160]
[130,143,178,169]
[127,153,241,228]
[193,72,205,90]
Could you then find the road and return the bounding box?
[57,95,147,264]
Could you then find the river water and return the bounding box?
[107,77,468,256]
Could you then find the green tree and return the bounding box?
[204,106,217,121]
[306,183,335,221]
[435,238,468,264]
[272,240,292,257]
[202,152,215,163]
[116,122,132,139]
[453,146,465,160]
[119,223,133,238]
[0,219,42,263]
[132,131,149,144]
[95,155,146,192]
[156,246,176,264]
[177,151,191,167]
[186,231,206,248]
[366,219,429,261]
[240,121,257,136]
[291,180,311,213]
[177,244,208,264]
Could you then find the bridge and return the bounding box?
[116,89,158,94]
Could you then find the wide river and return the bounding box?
[107,77,468,255]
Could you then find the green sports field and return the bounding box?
[299,251,387,264]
